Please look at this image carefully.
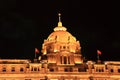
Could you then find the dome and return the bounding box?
[47,13,76,43]
[47,30,76,43]
[42,13,81,55]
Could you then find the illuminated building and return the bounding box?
[0,13,120,80]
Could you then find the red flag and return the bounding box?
[97,50,102,55]
[35,48,39,54]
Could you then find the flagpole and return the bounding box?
[35,48,39,59]
[97,49,102,63]
[97,54,100,61]
[35,52,36,59]
[35,48,37,59]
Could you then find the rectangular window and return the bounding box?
[31,67,33,71]
[31,67,39,71]
[78,68,86,72]
[68,56,70,64]
[20,67,24,72]
[96,68,99,72]
[64,56,67,64]
[67,46,69,49]
[118,69,120,73]
[63,46,66,49]
[38,68,40,71]
[11,67,15,72]
[110,69,114,73]
[60,46,62,49]
[49,68,54,72]
[64,68,68,72]
[2,67,6,72]
[70,67,73,72]
[34,67,37,71]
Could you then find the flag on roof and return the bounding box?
[97,50,102,55]
[35,48,39,54]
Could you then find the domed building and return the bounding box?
[41,13,83,66]
[0,13,120,80]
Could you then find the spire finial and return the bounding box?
[54,13,67,31]
[58,13,62,26]
[58,13,61,22]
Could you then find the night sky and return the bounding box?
[0,1,117,61]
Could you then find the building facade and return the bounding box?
[0,14,120,80]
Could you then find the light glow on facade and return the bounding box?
[0,13,119,80]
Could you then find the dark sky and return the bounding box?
[0,0,117,61]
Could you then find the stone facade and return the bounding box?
[0,14,120,80]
